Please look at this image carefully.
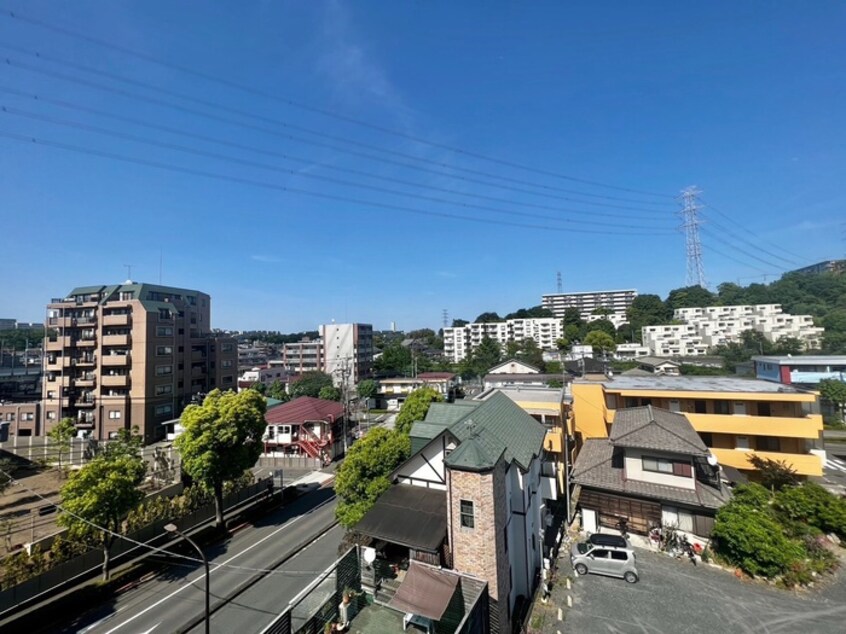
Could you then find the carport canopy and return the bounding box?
[388,561,459,621]
[354,484,446,552]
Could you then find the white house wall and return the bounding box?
[395,437,447,490]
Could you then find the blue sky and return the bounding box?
[1,1,844,331]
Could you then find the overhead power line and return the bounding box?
[0,88,671,221]
[699,226,791,271]
[699,213,801,267]
[0,130,677,236]
[0,47,675,212]
[0,104,673,231]
[3,9,673,200]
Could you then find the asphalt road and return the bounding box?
[48,487,340,634]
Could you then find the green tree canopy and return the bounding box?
[319,385,342,401]
[0,327,44,351]
[374,342,412,376]
[175,389,267,527]
[505,305,554,319]
[475,312,504,323]
[357,379,378,400]
[266,379,290,402]
[451,318,469,328]
[820,379,846,419]
[562,307,584,328]
[666,285,718,310]
[58,453,146,580]
[47,418,77,471]
[290,372,334,398]
[395,386,444,435]
[335,427,411,527]
[584,330,616,356]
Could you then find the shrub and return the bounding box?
[774,483,846,540]
[747,455,800,491]
[731,483,773,510]
[711,502,803,578]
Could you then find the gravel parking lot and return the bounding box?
[556,546,846,633]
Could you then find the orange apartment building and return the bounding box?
[42,282,236,444]
[570,375,824,478]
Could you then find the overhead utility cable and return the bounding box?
[3,9,672,199]
[0,130,675,237]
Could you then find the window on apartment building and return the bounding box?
[156,365,173,376]
[713,400,730,415]
[758,402,772,417]
[47,411,57,420]
[156,346,173,356]
[5,413,14,421]
[157,326,173,337]
[222,376,233,385]
[459,500,475,528]
[221,343,234,352]
[154,404,173,417]
[155,384,173,396]
[178,328,185,335]
[693,400,707,414]
[642,456,692,477]
[757,436,780,452]
[22,413,33,421]
[221,360,233,368]
[108,411,121,419]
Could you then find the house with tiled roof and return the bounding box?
[572,405,730,538]
[262,396,346,463]
[354,391,555,633]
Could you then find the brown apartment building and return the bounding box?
[42,282,236,444]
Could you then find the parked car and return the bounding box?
[588,533,629,549]
[570,541,639,583]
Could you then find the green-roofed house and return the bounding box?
[43,281,237,444]
[354,391,553,634]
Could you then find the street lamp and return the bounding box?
[164,523,210,634]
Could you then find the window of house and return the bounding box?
[157,326,173,337]
[713,400,730,415]
[460,500,475,528]
[643,456,692,477]
[757,436,780,452]
[155,384,173,396]
[108,411,121,419]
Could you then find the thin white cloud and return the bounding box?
[251,254,282,263]
[436,270,458,279]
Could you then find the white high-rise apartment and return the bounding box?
[542,289,636,326]
[642,304,824,356]
[443,317,563,363]
[319,323,374,385]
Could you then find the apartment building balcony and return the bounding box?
[45,337,71,351]
[101,374,129,388]
[686,412,823,440]
[191,349,207,361]
[75,376,96,388]
[75,395,96,407]
[102,353,130,367]
[102,334,129,347]
[76,356,96,367]
[76,337,97,347]
[711,448,822,477]
[103,313,131,327]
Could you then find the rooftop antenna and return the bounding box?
[123,263,134,283]
[557,271,563,293]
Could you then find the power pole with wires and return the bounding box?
[679,186,707,288]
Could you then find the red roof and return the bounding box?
[418,372,456,380]
[264,396,344,424]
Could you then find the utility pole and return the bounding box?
[678,186,707,288]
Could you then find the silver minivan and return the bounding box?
[570,541,639,583]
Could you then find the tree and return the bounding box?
[474,312,504,323]
[48,418,77,471]
[357,379,378,400]
[395,386,444,435]
[451,318,469,328]
[562,308,584,328]
[665,285,718,310]
[175,389,267,527]
[774,482,846,540]
[473,336,502,373]
[505,306,553,319]
[335,427,411,527]
[374,342,412,376]
[58,453,146,580]
[250,382,267,395]
[747,455,799,491]
[319,385,342,401]
[266,380,289,402]
[584,331,616,356]
[586,318,616,337]
[820,379,846,420]
[290,372,334,398]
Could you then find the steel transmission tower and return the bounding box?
[556,271,563,293]
[679,186,707,287]
[442,309,449,328]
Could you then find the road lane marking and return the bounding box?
[103,497,335,633]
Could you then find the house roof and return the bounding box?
[619,368,655,377]
[572,439,730,510]
[487,359,541,374]
[423,401,479,427]
[483,373,561,384]
[586,375,812,395]
[388,561,460,622]
[354,485,447,552]
[264,396,343,424]
[418,372,457,381]
[265,397,287,410]
[635,356,681,367]
[441,391,546,472]
[611,406,709,455]
[563,357,606,375]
